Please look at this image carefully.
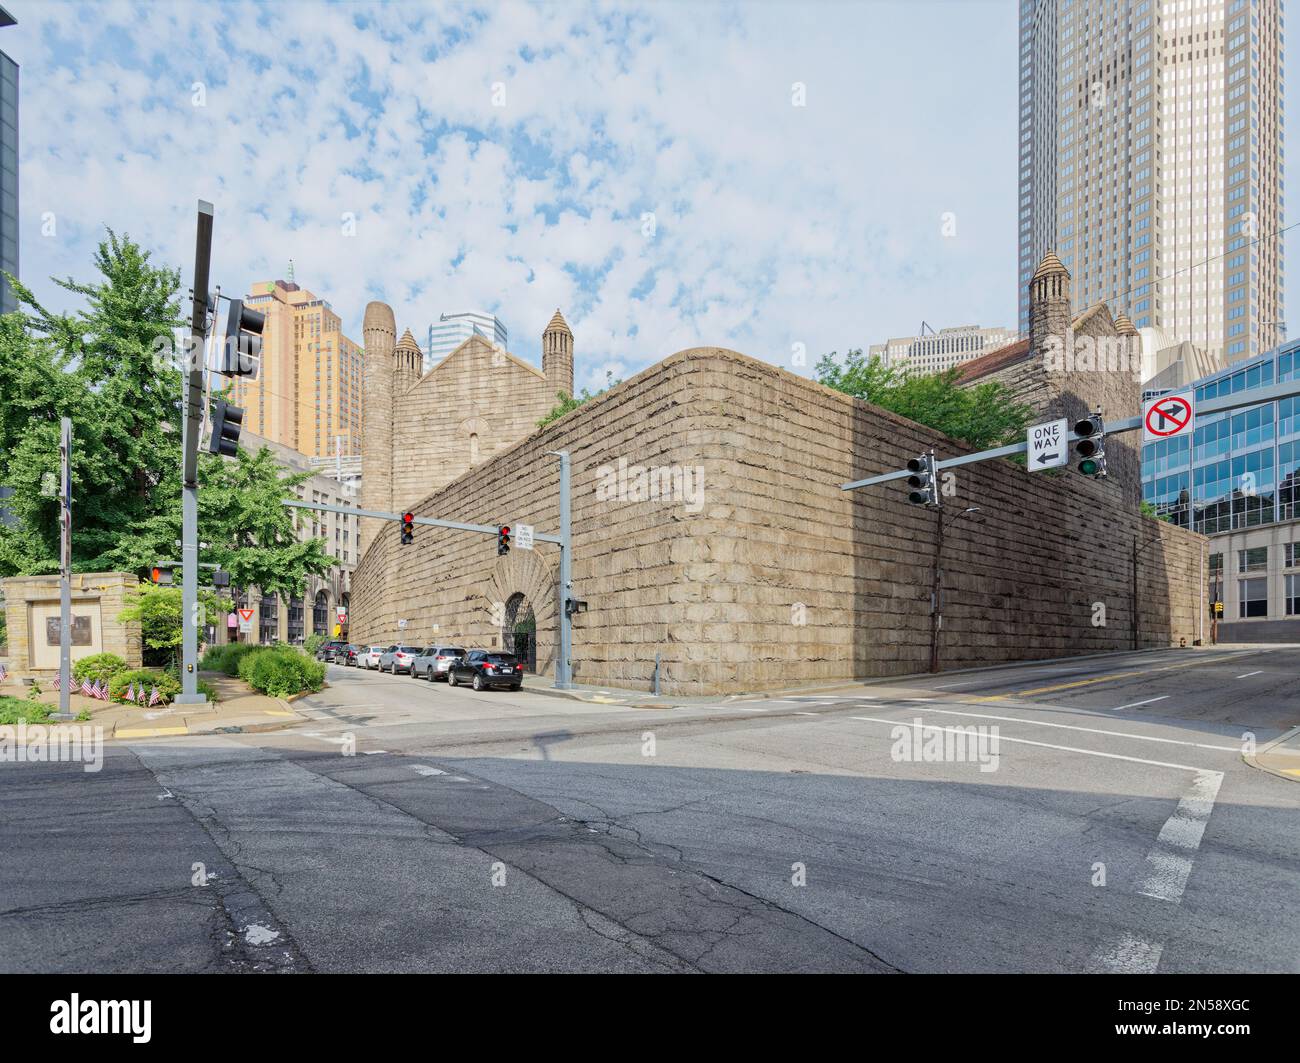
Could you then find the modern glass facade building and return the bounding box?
[426,311,507,372]
[0,7,18,317]
[1018,0,1284,366]
[1142,339,1300,636]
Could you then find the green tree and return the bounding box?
[0,231,335,604]
[0,230,184,575]
[814,349,1032,451]
[536,372,621,428]
[118,584,231,670]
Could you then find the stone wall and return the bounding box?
[350,348,1205,695]
[0,572,142,679]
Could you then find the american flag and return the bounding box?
[148,686,161,707]
[80,678,94,697]
[137,685,147,705]
[0,664,7,682]
[91,680,104,700]
[125,682,135,702]
[51,673,60,691]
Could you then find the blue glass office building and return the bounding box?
[1142,342,1300,638]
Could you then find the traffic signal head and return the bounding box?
[150,566,173,585]
[905,454,939,506]
[222,299,265,377]
[401,512,414,546]
[208,399,244,457]
[497,524,511,555]
[1073,414,1107,477]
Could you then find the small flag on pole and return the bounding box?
[125,682,135,702]
[80,678,94,697]
[137,685,147,705]
[0,664,8,682]
[148,686,161,707]
[51,673,60,691]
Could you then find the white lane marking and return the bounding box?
[411,765,446,776]
[1110,696,1170,711]
[1090,933,1164,974]
[793,711,821,716]
[1236,671,1263,679]
[848,716,1213,772]
[1137,770,1224,904]
[361,750,387,755]
[879,705,1241,753]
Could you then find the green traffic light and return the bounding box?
[1079,458,1099,476]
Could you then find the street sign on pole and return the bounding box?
[1026,418,1068,471]
[515,523,535,551]
[54,417,73,720]
[1143,390,1195,443]
[238,607,254,633]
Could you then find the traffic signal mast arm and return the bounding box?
[841,375,1300,492]
[282,500,563,544]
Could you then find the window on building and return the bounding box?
[1238,547,1268,573]
[1288,574,1300,616]
[1287,543,1300,568]
[1239,577,1268,618]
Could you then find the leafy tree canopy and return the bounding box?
[0,231,334,600]
[814,348,1033,451]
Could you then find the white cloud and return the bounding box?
[9,0,1022,385]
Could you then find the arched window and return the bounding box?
[470,432,480,464]
[312,591,329,635]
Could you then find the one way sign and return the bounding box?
[1027,418,1068,471]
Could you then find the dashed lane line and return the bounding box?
[1110,696,1170,711]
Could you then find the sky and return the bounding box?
[5,0,1295,395]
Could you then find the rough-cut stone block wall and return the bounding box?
[0,572,143,679]
[350,348,1206,695]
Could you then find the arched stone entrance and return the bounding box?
[312,590,330,635]
[486,549,557,678]
[502,592,537,672]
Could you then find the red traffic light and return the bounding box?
[500,526,510,536]
[403,513,414,524]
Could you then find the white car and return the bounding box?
[360,645,386,670]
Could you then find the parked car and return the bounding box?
[378,645,423,674]
[411,645,467,681]
[339,644,362,667]
[316,640,347,662]
[359,645,386,670]
[447,649,524,691]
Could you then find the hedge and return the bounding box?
[236,646,325,699]
[72,653,128,686]
[107,669,182,704]
[199,642,262,676]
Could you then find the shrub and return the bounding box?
[107,668,182,705]
[196,678,219,703]
[200,642,261,676]
[0,696,53,725]
[304,633,327,656]
[72,653,128,686]
[237,646,325,699]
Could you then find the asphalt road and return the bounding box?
[2,647,1297,973]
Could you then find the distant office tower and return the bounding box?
[426,311,507,371]
[0,7,18,316]
[869,324,1019,375]
[221,279,364,459]
[1017,0,1284,365]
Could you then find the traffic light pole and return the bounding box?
[841,376,1300,492]
[283,448,576,689]
[53,417,73,720]
[176,200,214,706]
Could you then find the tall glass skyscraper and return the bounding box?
[426,311,508,372]
[1018,0,1284,366]
[1142,340,1300,636]
[0,7,18,316]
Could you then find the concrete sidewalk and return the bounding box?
[1247,725,1300,782]
[17,670,304,739]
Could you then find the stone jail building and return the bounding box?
[350,275,1206,694]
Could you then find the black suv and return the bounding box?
[447,650,524,692]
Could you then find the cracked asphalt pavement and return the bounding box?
[2,647,1298,973]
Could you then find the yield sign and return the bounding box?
[237,608,254,623]
[1143,391,1195,442]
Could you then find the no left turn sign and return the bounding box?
[1143,391,1195,443]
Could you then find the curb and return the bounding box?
[1243,723,1300,784]
[111,696,303,739]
